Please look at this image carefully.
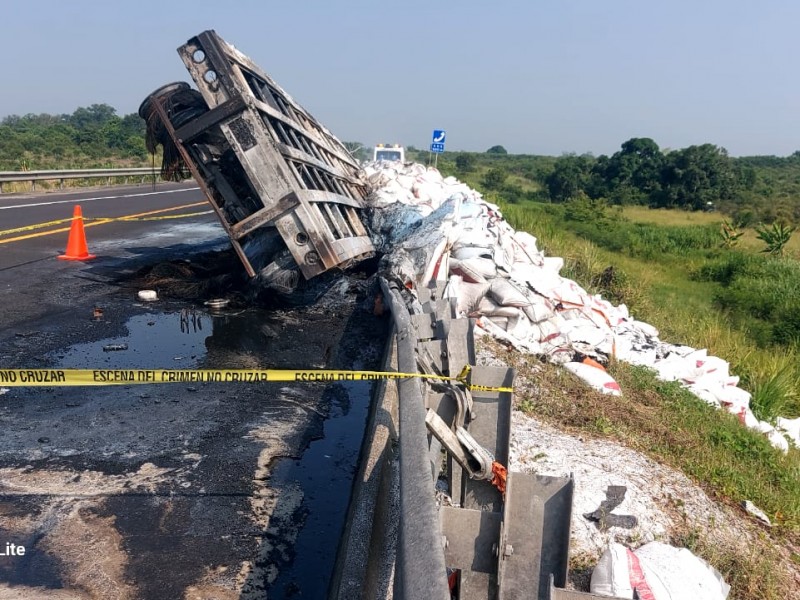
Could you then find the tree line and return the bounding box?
[544,138,738,207]
[0,104,147,170]
[441,139,800,227]
[3,108,799,226]
[542,139,800,225]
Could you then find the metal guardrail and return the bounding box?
[380,278,451,600]
[0,168,160,193]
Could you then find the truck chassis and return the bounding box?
[140,30,374,290]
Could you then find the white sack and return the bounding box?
[563,362,621,396]
[450,257,497,283]
[489,278,530,307]
[591,542,730,600]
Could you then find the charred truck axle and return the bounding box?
[140,30,374,293]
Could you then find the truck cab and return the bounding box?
[373,144,405,162]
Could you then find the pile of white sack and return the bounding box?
[591,542,730,600]
[362,161,800,453]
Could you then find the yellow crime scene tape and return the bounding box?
[0,217,75,236]
[0,367,513,393]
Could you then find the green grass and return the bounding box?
[622,204,800,258]
[496,199,800,421]
[611,364,800,527]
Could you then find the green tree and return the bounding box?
[654,144,739,210]
[486,145,507,155]
[591,138,664,204]
[343,141,370,162]
[0,105,148,169]
[68,104,117,129]
[546,154,593,202]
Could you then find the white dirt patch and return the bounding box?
[509,411,740,558]
[41,507,137,600]
[183,565,239,600]
[0,584,87,599]
[234,406,309,598]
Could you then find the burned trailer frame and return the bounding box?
[141,30,374,287]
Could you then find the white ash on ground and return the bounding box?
[508,411,737,557]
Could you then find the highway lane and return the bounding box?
[0,182,388,598]
[0,182,224,271]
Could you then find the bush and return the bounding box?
[701,254,800,346]
[563,216,717,260]
[483,167,508,190]
[694,252,757,286]
[455,153,476,172]
[564,194,610,223]
[501,183,524,203]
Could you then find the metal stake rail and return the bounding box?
[141,30,375,285]
[380,278,450,600]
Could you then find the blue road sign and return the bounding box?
[432,129,446,144]
[431,143,445,153]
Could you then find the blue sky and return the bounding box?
[2,0,798,156]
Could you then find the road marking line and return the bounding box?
[101,210,214,222]
[0,186,201,211]
[0,202,209,245]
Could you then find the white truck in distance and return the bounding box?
[373,144,405,162]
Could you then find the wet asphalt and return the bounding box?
[0,224,389,598]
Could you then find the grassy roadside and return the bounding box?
[498,201,800,421]
[621,205,800,258]
[452,189,800,597]
[486,337,800,599]
[500,342,800,531]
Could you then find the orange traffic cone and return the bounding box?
[58,205,96,261]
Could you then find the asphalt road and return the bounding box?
[0,184,388,599]
[0,181,217,271]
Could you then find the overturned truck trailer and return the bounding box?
[140,30,374,292]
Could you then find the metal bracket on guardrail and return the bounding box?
[425,410,494,481]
